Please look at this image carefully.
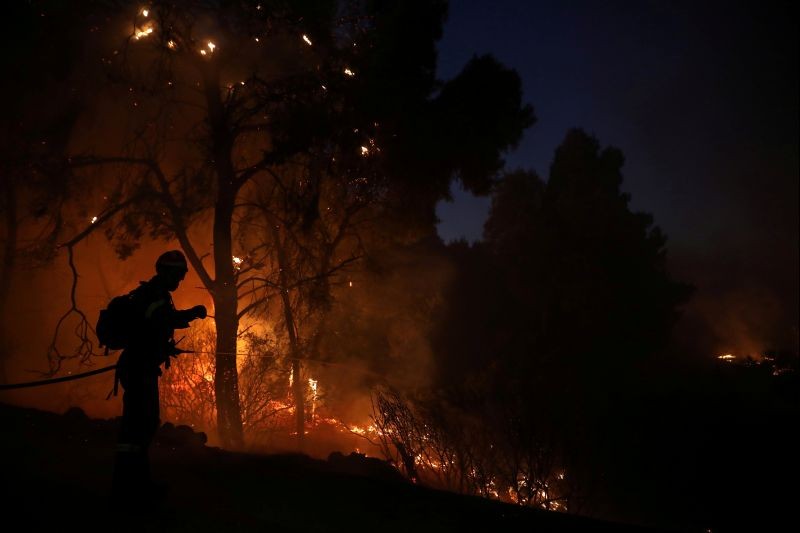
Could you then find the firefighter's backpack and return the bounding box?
[96,289,144,351]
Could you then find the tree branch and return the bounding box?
[69,155,216,290]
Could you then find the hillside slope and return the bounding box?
[1,402,666,532]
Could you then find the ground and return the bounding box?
[0,401,675,532]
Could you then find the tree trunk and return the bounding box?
[271,223,305,447]
[284,295,304,445]
[211,179,244,449]
[204,63,244,448]
[213,286,243,448]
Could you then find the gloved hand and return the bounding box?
[191,305,208,320]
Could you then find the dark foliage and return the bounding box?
[422,130,694,513]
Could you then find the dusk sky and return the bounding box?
[434,0,798,350]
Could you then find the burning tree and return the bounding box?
[50,0,532,448]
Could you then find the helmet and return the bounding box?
[155,250,188,275]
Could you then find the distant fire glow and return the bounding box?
[302,34,312,46]
[717,354,736,362]
[344,68,355,76]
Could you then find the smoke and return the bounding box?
[307,237,457,417]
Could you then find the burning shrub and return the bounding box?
[159,325,294,446]
[159,325,218,436]
[370,387,574,511]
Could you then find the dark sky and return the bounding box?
[434,0,798,352]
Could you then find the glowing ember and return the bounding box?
[717,354,736,362]
[134,26,154,40]
[302,34,312,46]
[344,68,355,77]
[90,216,98,224]
[348,281,353,287]
[167,40,176,50]
[360,146,369,156]
[141,8,149,17]
[207,41,216,52]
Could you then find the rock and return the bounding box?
[156,421,208,448]
[63,406,89,422]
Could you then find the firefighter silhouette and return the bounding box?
[111,250,207,503]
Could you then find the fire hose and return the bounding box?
[0,350,380,391]
[0,364,118,390]
[0,347,195,391]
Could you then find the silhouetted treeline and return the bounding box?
[342,130,797,529]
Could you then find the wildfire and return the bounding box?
[302,34,312,46]
[90,216,98,224]
[360,146,369,156]
[167,40,176,50]
[344,68,355,77]
[345,423,381,437]
[141,8,149,17]
[207,41,216,52]
[717,354,736,362]
[308,378,318,420]
[232,256,243,270]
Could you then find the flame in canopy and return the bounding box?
[134,26,154,40]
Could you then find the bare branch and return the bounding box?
[46,245,99,375]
